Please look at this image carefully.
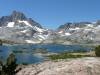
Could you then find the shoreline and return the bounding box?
[16,57,100,75]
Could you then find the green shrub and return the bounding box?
[48,53,84,60]
[95,45,100,57]
[0,40,2,46]
[0,53,18,75]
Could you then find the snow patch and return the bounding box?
[69,27,80,30]
[18,20,44,33]
[97,25,100,28]
[20,30,28,33]
[7,22,15,27]
[18,20,32,27]
[86,24,93,27]
[75,27,80,30]
[95,25,100,30]
[38,35,46,40]
[65,33,71,36]
[85,29,92,31]
[25,40,40,43]
[34,26,44,33]
[58,30,64,33]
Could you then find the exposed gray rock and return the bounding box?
[0,11,48,43]
[56,21,100,44]
[16,57,100,75]
[1,11,100,44]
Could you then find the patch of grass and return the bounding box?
[73,49,88,53]
[47,52,91,60]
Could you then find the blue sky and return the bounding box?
[0,0,100,29]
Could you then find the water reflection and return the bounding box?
[0,46,11,63]
[0,44,92,64]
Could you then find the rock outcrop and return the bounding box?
[16,57,100,75]
[0,11,49,43]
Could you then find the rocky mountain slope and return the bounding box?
[56,21,100,44]
[16,57,100,75]
[0,11,100,44]
[0,11,49,43]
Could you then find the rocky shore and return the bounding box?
[16,57,100,75]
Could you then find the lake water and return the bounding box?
[0,44,93,64]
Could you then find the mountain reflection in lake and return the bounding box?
[0,44,93,64]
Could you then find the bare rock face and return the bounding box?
[16,57,100,75]
[0,11,49,43]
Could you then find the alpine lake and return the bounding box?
[0,44,94,64]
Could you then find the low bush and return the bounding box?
[95,45,100,57]
[47,52,89,60]
[0,53,18,75]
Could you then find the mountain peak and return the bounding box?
[0,11,42,28]
[11,10,27,21]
